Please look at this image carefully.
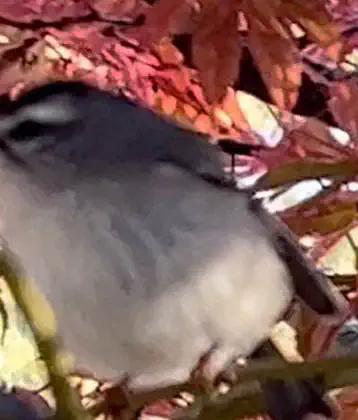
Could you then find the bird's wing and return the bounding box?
[249,198,348,321]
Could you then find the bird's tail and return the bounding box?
[261,378,337,420]
[249,198,348,322]
[252,342,339,420]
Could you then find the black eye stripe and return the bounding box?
[8,120,64,142]
[8,120,55,141]
[8,118,80,142]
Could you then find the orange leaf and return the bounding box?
[161,93,178,115]
[258,116,354,169]
[279,1,343,60]
[287,117,353,160]
[133,0,196,46]
[155,39,184,65]
[182,102,198,120]
[295,306,321,358]
[221,87,251,132]
[295,303,349,360]
[192,2,241,103]
[91,0,139,21]
[194,113,215,134]
[171,106,197,131]
[247,21,302,110]
[241,0,285,35]
[338,387,358,415]
[283,202,357,236]
[213,107,232,130]
[329,80,358,142]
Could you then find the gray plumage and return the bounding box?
[0,82,346,416]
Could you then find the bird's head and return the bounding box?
[0,81,98,162]
[0,80,228,183]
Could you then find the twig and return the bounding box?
[0,241,90,420]
[186,355,358,420]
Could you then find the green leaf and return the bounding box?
[0,294,9,345]
[257,160,358,189]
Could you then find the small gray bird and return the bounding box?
[0,82,347,418]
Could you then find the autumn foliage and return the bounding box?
[1,0,358,418]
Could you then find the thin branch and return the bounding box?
[186,356,358,420]
[0,241,90,420]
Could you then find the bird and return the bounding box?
[0,80,347,418]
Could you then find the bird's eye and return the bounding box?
[9,120,57,142]
[0,115,81,161]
